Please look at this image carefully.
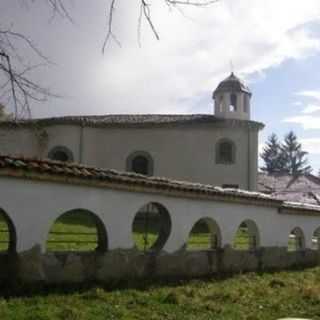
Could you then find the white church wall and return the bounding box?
[0,121,260,191]
[80,125,256,189]
[0,127,39,158]
[45,125,81,161]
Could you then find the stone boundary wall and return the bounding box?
[0,246,318,285]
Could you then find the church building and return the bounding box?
[0,73,264,190]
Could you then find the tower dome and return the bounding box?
[213,73,252,120]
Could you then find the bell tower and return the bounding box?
[213,73,252,120]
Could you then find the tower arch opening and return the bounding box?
[230,93,237,112]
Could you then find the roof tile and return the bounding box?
[0,154,319,214]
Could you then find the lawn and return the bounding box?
[0,213,9,251]
[1,212,320,319]
[1,267,320,319]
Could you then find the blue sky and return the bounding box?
[252,53,320,173]
[1,0,320,172]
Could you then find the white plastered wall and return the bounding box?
[0,123,260,191]
[1,176,319,253]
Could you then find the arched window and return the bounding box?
[186,218,221,251]
[126,151,154,176]
[0,209,16,253]
[216,139,236,164]
[243,94,249,113]
[288,227,305,251]
[47,209,108,252]
[48,146,74,162]
[233,220,260,250]
[312,227,320,250]
[219,95,224,112]
[132,202,171,252]
[230,93,237,112]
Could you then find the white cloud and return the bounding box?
[297,90,320,101]
[3,0,320,116]
[289,90,320,125]
[301,104,320,114]
[284,115,320,129]
[300,138,320,154]
[259,137,320,154]
[91,0,320,115]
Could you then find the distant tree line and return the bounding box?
[260,131,312,176]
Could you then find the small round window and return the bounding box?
[127,151,154,176]
[48,146,74,162]
[132,155,149,175]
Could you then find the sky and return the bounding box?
[1,0,320,172]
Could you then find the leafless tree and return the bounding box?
[0,31,54,120]
[103,0,219,51]
[0,0,219,119]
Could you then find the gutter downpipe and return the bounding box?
[247,126,251,190]
[79,121,84,163]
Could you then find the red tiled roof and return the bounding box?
[258,173,320,205]
[0,155,319,214]
[0,114,265,130]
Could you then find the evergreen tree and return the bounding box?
[281,131,312,175]
[260,133,286,174]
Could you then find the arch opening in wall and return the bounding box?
[243,94,249,113]
[48,146,74,162]
[312,227,320,250]
[233,220,260,250]
[230,93,237,112]
[46,209,107,252]
[216,139,236,164]
[126,151,154,176]
[288,227,305,251]
[132,202,171,252]
[186,217,221,251]
[0,209,16,253]
[218,95,224,112]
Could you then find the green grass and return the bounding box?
[0,213,9,251]
[47,211,98,252]
[2,267,320,319]
[233,227,253,250]
[133,232,158,251]
[187,233,213,250]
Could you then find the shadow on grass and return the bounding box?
[0,264,315,299]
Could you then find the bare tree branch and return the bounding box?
[102,0,121,54]
[0,0,219,118]
[0,27,56,119]
[103,0,219,51]
[44,0,74,23]
[0,1,63,119]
